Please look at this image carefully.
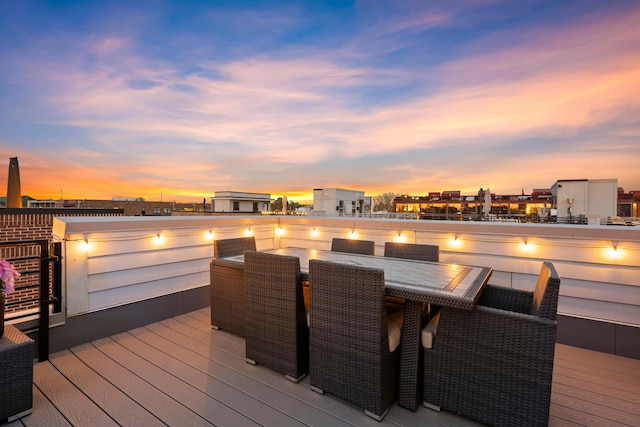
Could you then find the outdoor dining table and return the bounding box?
[222,247,493,411]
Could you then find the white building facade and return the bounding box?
[211,191,271,213]
[312,188,367,217]
[551,179,617,221]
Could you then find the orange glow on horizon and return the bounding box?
[8,154,639,205]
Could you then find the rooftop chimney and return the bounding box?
[6,157,22,208]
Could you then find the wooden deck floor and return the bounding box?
[6,308,640,427]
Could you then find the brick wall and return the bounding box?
[0,208,125,241]
[1,208,124,315]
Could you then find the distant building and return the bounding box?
[393,187,559,221]
[27,199,59,208]
[311,188,367,217]
[617,188,640,217]
[211,191,271,213]
[551,179,617,222]
[21,198,212,216]
[392,178,627,223]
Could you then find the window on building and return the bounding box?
[233,201,239,212]
[253,202,258,212]
[153,207,161,215]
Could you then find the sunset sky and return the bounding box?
[1,0,639,203]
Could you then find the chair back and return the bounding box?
[214,236,256,258]
[384,242,439,262]
[210,258,246,336]
[244,251,308,381]
[309,259,398,419]
[531,261,561,320]
[330,238,375,255]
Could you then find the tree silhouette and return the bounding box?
[373,192,399,212]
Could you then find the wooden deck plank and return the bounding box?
[170,309,482,427]
[69,342,212,427]
[165,312,426,426]
[555,344,640,373]
[21,309,640,427]
[553,369,640,405]
[394,405,484,427]
[549,402,636,427]
[151,317,389,426]
[554,355,640,385]
[552,382,640,416]
[548,414,584,427]
[31,361,118,426]
[187,306,640,427]
[552,391,639,425]
[184,307,211,324]
[91,335,256,426]
[119,327,309,427]
[48,350,165,427]
[554,343,640,396]
[21,386,71,427]
[173,312,247,355]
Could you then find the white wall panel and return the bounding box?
[88,245,212,274]
[88,271,208,312]
[88,258,210,292]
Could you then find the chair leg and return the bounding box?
[365,408,388,422]
[423,402,441,411]
[285,373,306,383]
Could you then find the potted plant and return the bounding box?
[0,260,20,338]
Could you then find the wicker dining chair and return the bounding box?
[309,259,403,421]
[213,236,256,258]
[330,238,375,255]
[244,251,309,382]
[384,242,439,262]
[383,242,439,309]
[210,237,256,336]
[422,261,561,427]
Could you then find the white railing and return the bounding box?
[53,215,640,328]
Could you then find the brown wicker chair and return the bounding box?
[210,259,246,336]
[244,251,309,383]
[383,242,439,308]
[330,238,375,255]
[210,237,256,336]
[384,242,439,262]
[309,259,402,421]
[422,261,561,427]
[0,325,33,422]
[213,236,256,258]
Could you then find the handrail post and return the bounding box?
[38,240,50,362]
[52,242,62,313]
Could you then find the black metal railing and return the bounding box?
[1,240,62,361]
